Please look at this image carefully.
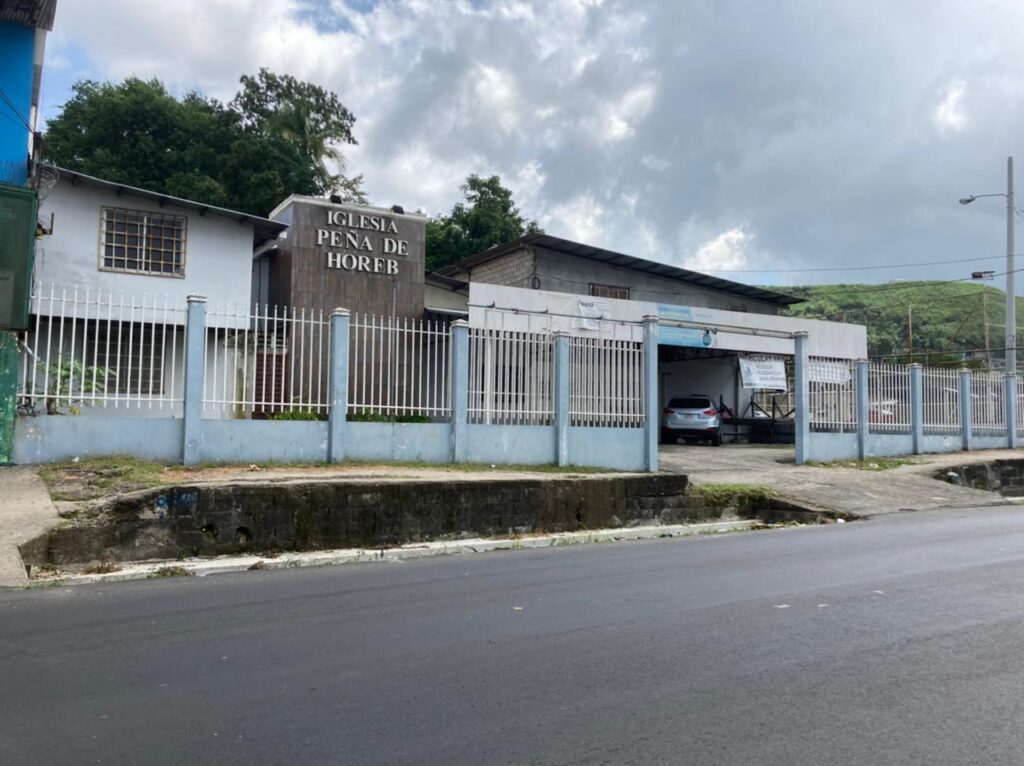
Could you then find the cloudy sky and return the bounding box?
[40,0,1024,287]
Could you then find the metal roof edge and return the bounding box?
[54,167,288,237]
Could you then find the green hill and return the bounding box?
[782,281,1024,367]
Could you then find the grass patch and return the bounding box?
[26,578,66,589]
[38,456,193,501]
[809,458,917,471]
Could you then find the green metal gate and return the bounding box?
[0,183,38,464]
[0,331,16,464]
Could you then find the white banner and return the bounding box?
[808,360,852,384]
[739,356,788,391]
[573,297,611,331]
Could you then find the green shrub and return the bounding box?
[347,409,431,424]
[271,409,327,421]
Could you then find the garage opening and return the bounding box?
[658,346,794,446]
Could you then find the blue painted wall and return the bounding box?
[0,21,36,186]
[14,415,652,471]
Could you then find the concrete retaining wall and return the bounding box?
[27,474,693,566]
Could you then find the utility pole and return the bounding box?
[983,291,991,368]
[1007,156,1016,372]
[907,304,913,361]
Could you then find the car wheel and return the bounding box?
[661,429,675,445]
[711,431,722,447]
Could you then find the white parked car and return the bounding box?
[661,395,722,446]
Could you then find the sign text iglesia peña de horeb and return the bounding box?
[264,196,427,319]
[316,209,410,275]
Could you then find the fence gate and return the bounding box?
[0,332,15,464]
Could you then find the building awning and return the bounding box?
[0,0,57,29]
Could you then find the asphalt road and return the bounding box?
[6,507,1024,765]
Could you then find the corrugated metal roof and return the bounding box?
[0,0,57,30]
[55,167,288,245]
[447,233,804,306]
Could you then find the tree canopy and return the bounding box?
[43,69,365,217]
[425,174,542,272]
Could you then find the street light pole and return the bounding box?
[1006,156,1016,373]
[959,156,1016,371]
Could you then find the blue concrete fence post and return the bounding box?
[909,363,923,455]
[451,320,469,463]
[793,331,810,464]
[554,331,571,467]
[855,359,870,461]
[1005,373,1018,449]
[327,309,350,463]
[960,368,973,451]
[643,316,659,472]
[182,295,207,466]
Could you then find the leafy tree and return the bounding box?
[425,175,542,271]
[232,68,362,201]
[44,72,364,216]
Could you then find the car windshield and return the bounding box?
[669,397,713,410]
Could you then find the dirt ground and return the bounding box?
[37,458,624,502]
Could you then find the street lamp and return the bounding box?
[960,157,1016,372]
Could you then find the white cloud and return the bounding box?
[545,192,609,243]
[42,0,1024,285]
[934,81,968,134]
[684,228,752,272]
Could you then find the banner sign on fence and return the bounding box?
[739,356,788,390]
[573,297,611,331]
[809,359,852,385]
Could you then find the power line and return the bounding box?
[0,86,32,133]
[697,254,1009,274]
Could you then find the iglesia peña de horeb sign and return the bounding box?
[265,196,426,318]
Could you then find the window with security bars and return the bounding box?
[86,321,166,395]
[100,207,186,276]
[589,283,629,300]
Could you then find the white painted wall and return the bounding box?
[470,283,868,359]
[660,357,749,414]
[35,178,258,326]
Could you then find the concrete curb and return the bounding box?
[26,520,761,588]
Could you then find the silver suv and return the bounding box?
[661,395,722,446]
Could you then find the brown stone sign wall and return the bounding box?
[271,198,426,318]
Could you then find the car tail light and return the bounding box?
[663,408,675,415]
[703,408,717,416]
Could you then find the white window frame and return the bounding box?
[98,206,188,278]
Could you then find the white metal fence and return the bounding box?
[348,314,451,419]
[569,337,645,428]
[17,284,186,413]
[922,367,960,432]
[808,357,857,431]
[1018,377,1024,437]
[468,328,555,425]
[203,303,330,418]
[868,362,911,432]
[971,370,1006,432]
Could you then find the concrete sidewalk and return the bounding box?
[660,445,1024,516]
[0,468,59,586]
